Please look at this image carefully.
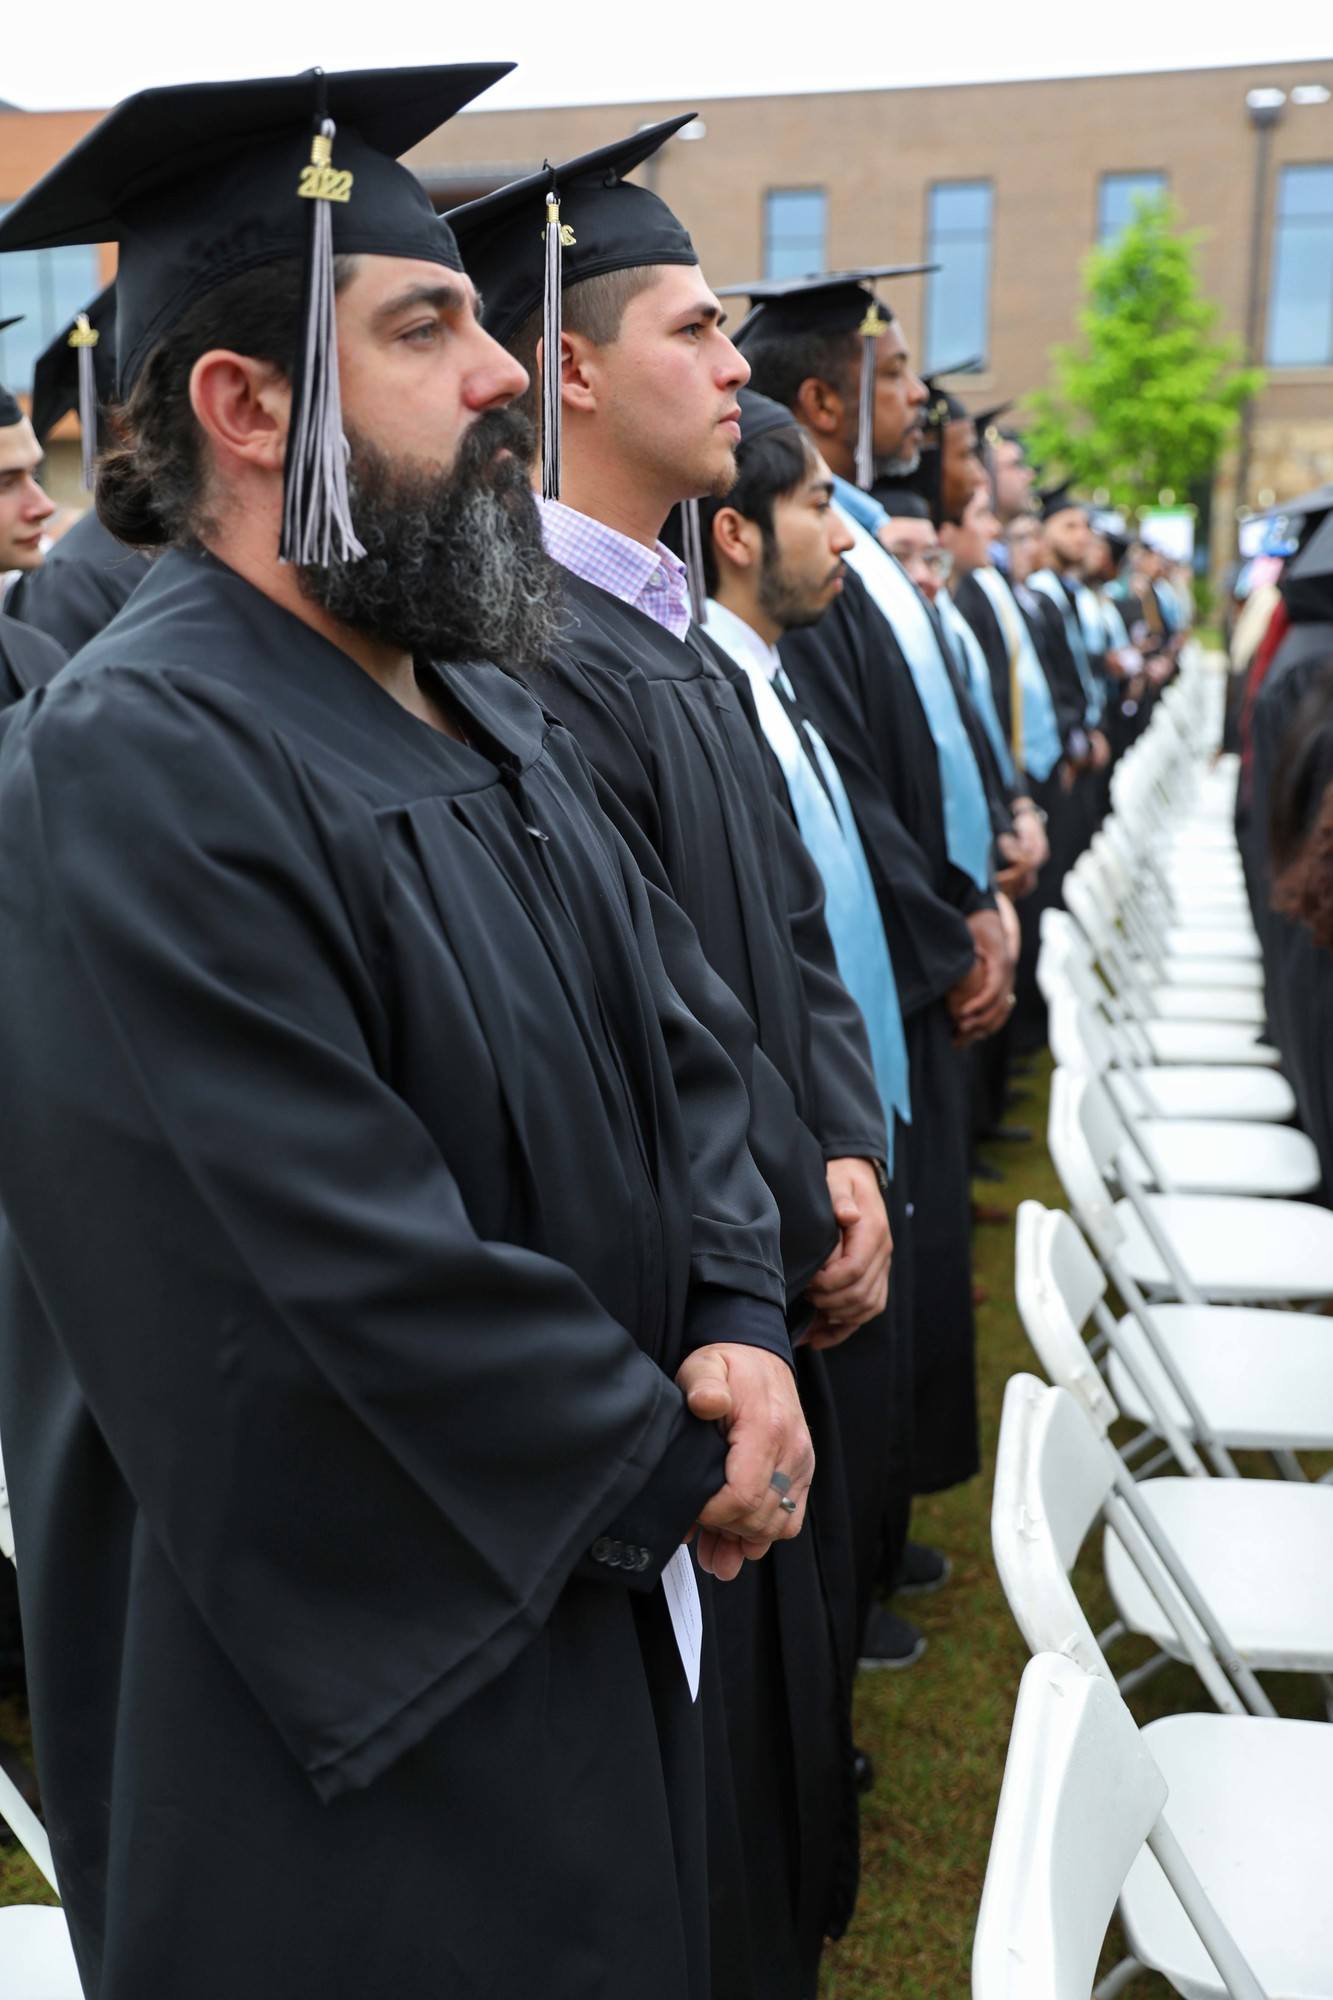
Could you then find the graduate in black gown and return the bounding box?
[736,274,1016,1572]
[1250,506,1333,1191]
[0,68,820,2000]
[0,329,66,703]
[5,284,152,652]
[451,127,892,1999]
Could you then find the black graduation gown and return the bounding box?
[0,546,794,2000]
[3,510,151,655]
[781,569,981,1495]
[0,605,66,707]
[1249,593,1333,1192]
[538,569,884,1998]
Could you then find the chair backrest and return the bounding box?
[972,1651,1167,2000]
[1061,866,1116,961]
[991,1374,1114,1682]
[1045,992,1117,1078]
[1046,1070,1125,1261]
[1013,1203,1117,1437]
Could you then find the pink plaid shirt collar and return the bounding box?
[540,498,693,642]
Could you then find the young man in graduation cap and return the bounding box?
[686,386,921,1691]
[0,324,65,704]
[0,66,821,2000]
[451,125,892,1999]
[739,271,1012,1561]
[4,283,152,653]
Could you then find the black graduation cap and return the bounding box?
[973,399,1013,447]
[0,64,513,563]
[722,265,936,491]
[0,317,22,429]
[1253,482,1333,525]
[30,284,117,488]
[1286,508,1333,583]
[447,116,699,500]
[1039,481,1086,523]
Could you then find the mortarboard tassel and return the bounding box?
[541,180,569,502]
[68,312,99,492]
[855,302,886,491]
[280,84,365,568]
[680,496,708,624]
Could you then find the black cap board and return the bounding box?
[0,317,22,429]
[1039,481,1086,523]
[0,65,513,564]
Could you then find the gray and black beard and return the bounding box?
[874,440,922,480]
[296,408,562,675]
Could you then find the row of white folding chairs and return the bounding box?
[0,1436,84,1996]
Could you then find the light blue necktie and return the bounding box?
[939,594,1017,787]
[831,479,993,892]
[708,606,910,1159]
[1029,569,1105,726]
[971,567,1063,783]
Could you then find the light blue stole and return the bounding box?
[970,566,1063,783]
[938,592,1017,787]
[705,601,910,1158]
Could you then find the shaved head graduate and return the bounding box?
[0,66,819,2000]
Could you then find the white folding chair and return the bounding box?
[974,1653,1264,2000]
[1049,1068,1333,1302]
[1016,1200,1333,1477]
[1013,1204,1333,1692]
[1045,997,1319,1196]
[1063,862,1264,1028]
[992,1374,1333,1999]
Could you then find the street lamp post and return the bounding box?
[1234,87,1286,530]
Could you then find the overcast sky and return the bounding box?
[6,2,1332,114]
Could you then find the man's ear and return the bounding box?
[713,505,761,574]
[557,329,601,417]
[793,375,842,442]
[189,350,290,474]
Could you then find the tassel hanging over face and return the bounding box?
[855,300,888,491]
[680,496,708,624]
[68,312,99,492]
[541,185,571,502]
[280,86,365,568]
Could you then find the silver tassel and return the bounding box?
[855,328,876,490]
[69,313,98,492]
[541,191,564,502]
[681,496,708,624]
[280,113,365,567]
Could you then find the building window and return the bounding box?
[762,188,828,282]
[1266,163,1333,368]
[1098,170,1167,245]
[924,180,993,373]
[0,213,101,392]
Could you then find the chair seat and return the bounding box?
[1162,926,1260,960]
[1113,1191,1333,1300]
[1109,1304,1333,1451]
[1142,1021,1279,1067]
[1145,985,1266,1026]
[1104,1476,1333,1670]
[1124,1714,1333,1998]
[0,1907,82,2000]
[1150,955,1264,990]
[1109,1066,1295,1122]
[1135,1118,1321,1195]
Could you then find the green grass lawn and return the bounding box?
[3,1052,1326,1995]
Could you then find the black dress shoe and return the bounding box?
[981,1123,1032,1145]
[893,1540,952,1596]
[859,1606,927,1671]
[972,1156,1005,1183]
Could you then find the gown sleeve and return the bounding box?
[0,665,729,1803]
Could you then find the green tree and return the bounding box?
[1024,198,1263,514]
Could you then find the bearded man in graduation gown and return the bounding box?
[737,274,1012,1564]
[0,68,819,2000]
[451,127,892,2000]
[0,333,66,704]
[4,285,152,653]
